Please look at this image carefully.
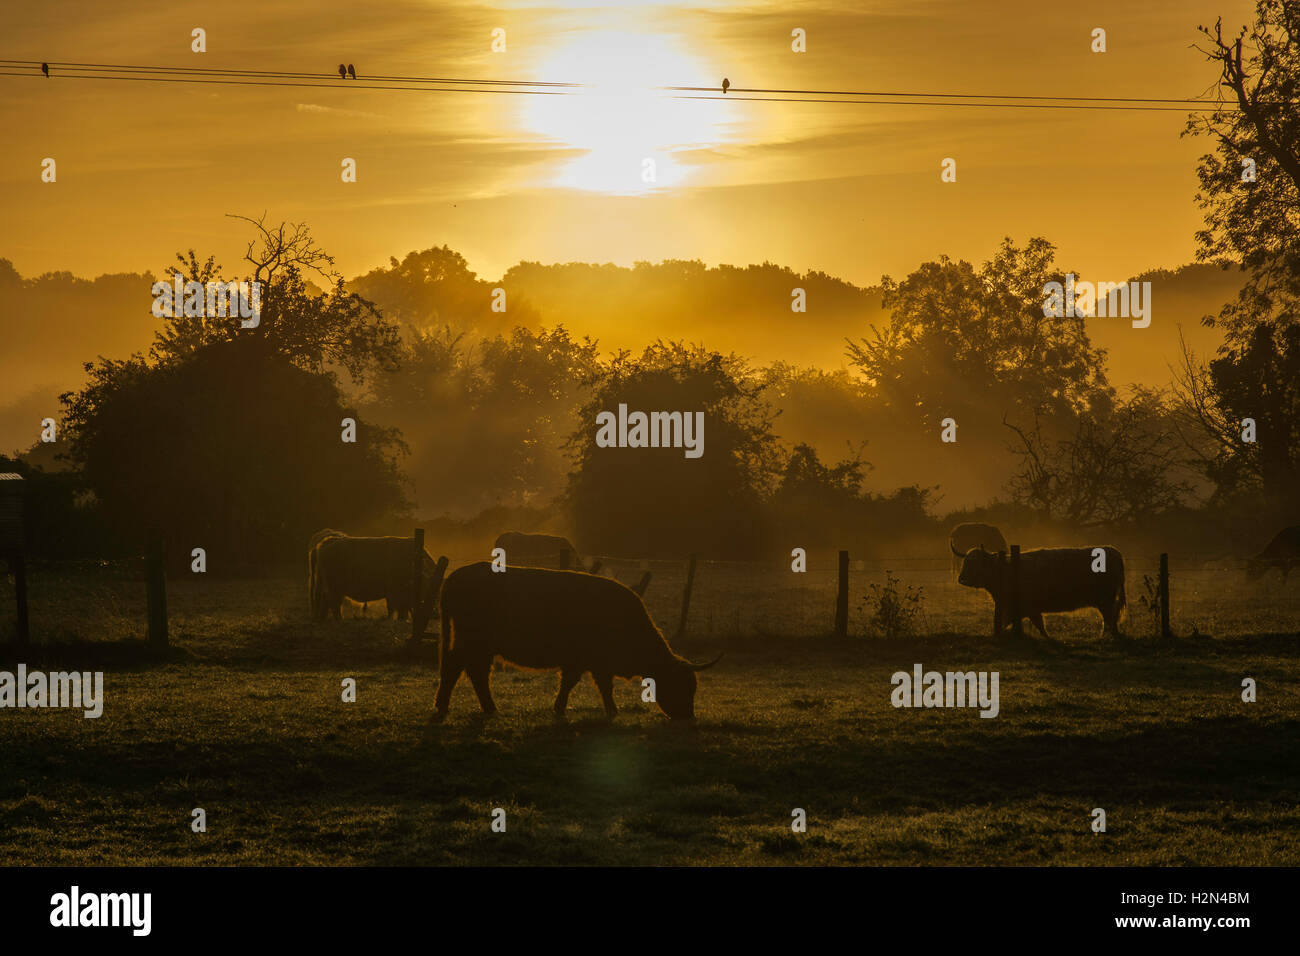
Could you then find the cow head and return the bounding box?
[954,546,1000,590]
[654,652,723,720]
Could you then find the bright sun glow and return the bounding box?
[521,30,733,194]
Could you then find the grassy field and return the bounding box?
[1,565,1298,865]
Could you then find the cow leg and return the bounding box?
[1030,612,1048,638]
[991,601,1004,638]
[434,649,465,720]
[1101,604,1120,638]
[591,670,617,719]
[555,668,583,717]
[465,657,498,716]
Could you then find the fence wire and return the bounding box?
[2,553,1297,643]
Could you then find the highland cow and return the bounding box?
[433,561,720,721]
[314,535,441,622]
[954,545,1126,638]
[492,531,581,569]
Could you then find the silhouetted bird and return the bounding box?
[347,64,356,79]
[721,77,730,94]
[41,63,49,78]
[338,64,347,78]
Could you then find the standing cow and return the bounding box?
[1247,526,1300,582]
[954,545,1126,638]
[948,523,1008,579]
[432,561,720,721]
[314,535,443,622]
[493,531,581,569]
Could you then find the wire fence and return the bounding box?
[3,551,1298,644]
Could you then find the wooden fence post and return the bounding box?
[1159,552,1171,639]
[12,555,29,646]
[411,529,425,642]
[834,550,849,639]
[1009,545,1024,639]
[632,570,652,597]
[676,553,697,640]
[146,530,168,649]
[993,550,1006,638]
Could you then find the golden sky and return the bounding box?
[0,0,1257,287]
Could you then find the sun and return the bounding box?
[520,30,734,194]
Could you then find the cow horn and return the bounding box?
[684,652,724,671]
[950,540,965,558]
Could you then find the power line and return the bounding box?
[0,58,1246,111]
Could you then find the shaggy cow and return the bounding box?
[948,523,1009,578]
[955,545,1126,638]
[433,561,720,721]
[1247,526,1300,582]
[314,535,442,622]
[492,531,581,569]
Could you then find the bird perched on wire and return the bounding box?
[41,62,49,78]
[347,64,356,79]
[721,77,730,94]
[338,63,347,78]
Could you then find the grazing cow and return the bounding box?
[308,529,346,616]
[948,523,1008,578]
[314,535,442,622]
[492,531,581,569]
[954,545,1126,638]
[1247,526,1300,582]
[433,561,721,721]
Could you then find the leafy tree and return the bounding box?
[847,237,1112,427]
[1185,2,1300,341]
[153,214,401,382]
[349,245,541,336]
[564,342,780,557]
[61,338,408,566]
[1175,2,1300,513]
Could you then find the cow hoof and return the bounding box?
[432,710,448,724]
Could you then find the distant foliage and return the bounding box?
[860,572,925,639]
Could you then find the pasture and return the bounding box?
[1,560,1298,866]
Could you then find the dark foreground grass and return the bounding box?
[0,574,1298,865]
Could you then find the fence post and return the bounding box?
[834,550,849,639]
[1009,545,1024,639]
[146,530,168,649]
[993,550,1006,638]
[1159,553,1171,639]
[676,553,697,640]
[12,555,29,645]
[411,528,425,641]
